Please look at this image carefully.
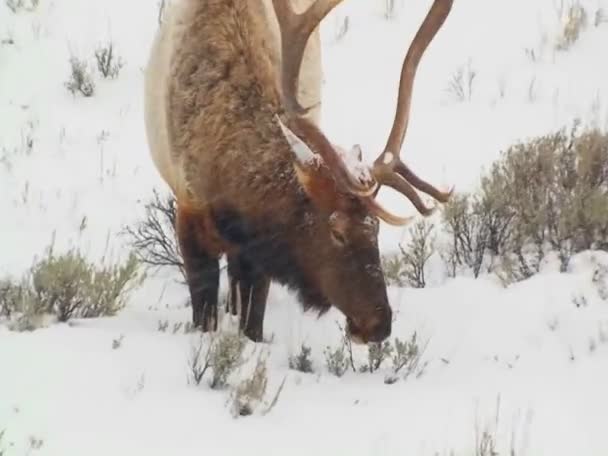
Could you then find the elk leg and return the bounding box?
[226,253,240,316]
[229,253,270,343]
[176,205,219,332]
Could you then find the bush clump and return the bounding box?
[187,331,247,390]
[94,41,124,79]
[30,248,142,321]
[0,279,33,319]
[441,122,608,282]
[288,343,314,373]
[382,220,436,288]
[1,247,143,329]
[65,56,95,97]
[122,189,185,281]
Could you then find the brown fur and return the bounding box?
[146,0,392,343]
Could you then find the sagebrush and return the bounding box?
[440,121,608,283]
[1,246,143,329]
[94,41,124,79]
[65,55,95,97]
[31,248,142,321]
[289,343,314,373]
[5,0,39,13]
[383,220,436,288]
[188,331,247,389]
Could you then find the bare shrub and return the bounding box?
[324,323,357,376]
[187,335,213,386]
[360,340,393,373]
[122,189,185,281]
[288,343,314,373]
[324,343,350,377]
[445,59,476,103]
[475,427,498,456]
[157,319,169,332]
[112,334,125,349]
[473,397,503,456]
[230,350,288,418]
[94,41,124,79]
[398,220,436,288]
[527,76,538,103]
[188,332,248,389]
[209,331,247,389]
[524,46,537,63]
[65,55,95,97]
[0,277,43,332]
[5,292,48,332]
[555,2,588,51]
[384,331,429,384]
[439,396,532,456]
[381,253,408,286]
[382,221,436,287]
[1,29,14,46]
[441,187,513,279]
[323,331,429,381]
[592,262,608,301]
[0,279,32,319]
[5,0,39,13]
[595,7,608,27]
[334,15,349,42]
[383,0,399,19]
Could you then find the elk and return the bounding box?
[143,0,454,344]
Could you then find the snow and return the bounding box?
[1,0,608,454]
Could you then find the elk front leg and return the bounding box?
[176,205,219,332]
[227,253,270,342]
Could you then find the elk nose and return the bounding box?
[347,306,392,344]
[367,306,392,342]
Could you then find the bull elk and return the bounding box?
[143,0,454,344]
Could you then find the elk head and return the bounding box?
[271,0,454,343]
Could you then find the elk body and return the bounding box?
[143,0,454,343]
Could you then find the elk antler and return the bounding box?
[272,0,378,197]
[272,0,342,116]
[273,0,455,224]
[370,0,454,217]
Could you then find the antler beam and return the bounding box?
[273,0,379,196]
[371,0,454,215]
[273,0,455,224]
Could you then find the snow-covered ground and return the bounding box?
[1,0,608,454]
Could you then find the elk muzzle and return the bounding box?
[346,305,392,344]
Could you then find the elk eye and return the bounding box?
[330,229,347,247]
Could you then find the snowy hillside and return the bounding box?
[1,0,608,454]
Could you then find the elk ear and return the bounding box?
[334,143,363,164]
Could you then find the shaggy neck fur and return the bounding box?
[166,0,336,312]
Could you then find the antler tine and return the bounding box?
[273,0,377,197]
[370,0,454,218]
[272,0,343,115]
